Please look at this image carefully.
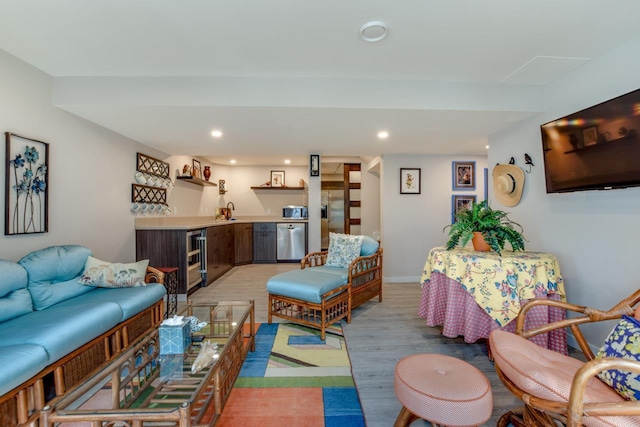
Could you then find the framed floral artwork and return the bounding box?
[5,132,49,235]
[271,170,285,187]
[400,168,421,194]
[451,195,477,223]
[452,160,476,190]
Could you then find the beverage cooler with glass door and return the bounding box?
[186,229,206,291]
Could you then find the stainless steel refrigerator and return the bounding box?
[321,190,344,249]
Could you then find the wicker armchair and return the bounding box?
[490,289,640,427]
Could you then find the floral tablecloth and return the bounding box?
[420,247,565,327]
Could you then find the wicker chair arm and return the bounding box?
[301,251,328,269]
[517,289,640,360]
[567,357,640,426]
[145,266,165,284]
[348,248,383,284]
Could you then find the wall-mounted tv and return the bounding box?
[541,88,640,193]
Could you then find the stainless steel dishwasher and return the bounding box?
[276,223,306,261]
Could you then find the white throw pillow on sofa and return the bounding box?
[79,256,149,288]
[326,233,364,268]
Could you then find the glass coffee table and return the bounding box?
[42,300,255,427]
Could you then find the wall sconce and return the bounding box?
[219,179,227,194]
[310,154,320,177]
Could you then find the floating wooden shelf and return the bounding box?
[177,176,217,187]
[250,186,305,190]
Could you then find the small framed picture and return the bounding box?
[192,159,201,179]
[271,170,285,187]
[310,154,320,177]
[400,168,421,194]
[452,161,476,190]
[582,126,598,146]
[452,195,477,223]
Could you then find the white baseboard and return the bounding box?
[383,275,420,284]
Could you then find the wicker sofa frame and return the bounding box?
[268,248,382,339]
[0,268,165,427]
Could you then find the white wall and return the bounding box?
[381,154,488,282]
[0,49,168,262]
[488,35,640,347]
[162,162,309,217]
[361,158,381,239]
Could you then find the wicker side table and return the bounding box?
[157,267,178,318]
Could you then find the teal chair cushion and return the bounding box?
[360,235,380,256]
[0,344,49,396]
[0,260,32,322]
[313,265,349,279]
[20,245,94,310]
[267,269,348,304]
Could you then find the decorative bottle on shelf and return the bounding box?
[203,166,211,181]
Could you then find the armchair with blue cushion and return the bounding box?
[267,234,382,339]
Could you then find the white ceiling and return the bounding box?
[1,0,639,166]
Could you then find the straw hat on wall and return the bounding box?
[492,164,524,207]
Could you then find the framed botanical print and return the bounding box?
[451,194,477,223]
[400,168,421,194]
[271,170,285,187]
[5,132,49,235]
[452,160,476,190]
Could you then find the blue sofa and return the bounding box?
[0,245,166,427]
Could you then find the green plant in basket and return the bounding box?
[444,200,525,256]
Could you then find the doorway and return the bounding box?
[321,162,361,249]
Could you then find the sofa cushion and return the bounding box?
[19,245,94,310]
[0,260,32,322]
[0,301,122,363]
[267,269,348,304]
[326,233,364,268]
[360,235,380,256]
[61,284,166,320]
[0,344,49,396]
[79,256,150,288]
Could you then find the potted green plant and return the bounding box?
[444,200,525,256]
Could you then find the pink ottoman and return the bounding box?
[394,354,492,427]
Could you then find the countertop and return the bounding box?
[135,216,308,230]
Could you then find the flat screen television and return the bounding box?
[541,88,640,193]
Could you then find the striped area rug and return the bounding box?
[217,323,365,427]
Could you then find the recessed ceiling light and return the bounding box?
[360,21,388,42]
[229,159,236,164]
[284,159,291,164]
[485,145,490,149]
[211,130,223,138]
[377,131,389,139]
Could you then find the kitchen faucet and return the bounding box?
[226,202,235,219]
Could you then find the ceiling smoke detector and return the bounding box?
[360,21,387,42]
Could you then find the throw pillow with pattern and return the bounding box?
[326,232,364,268]
[595,315,640,400]
[79,256,149,288]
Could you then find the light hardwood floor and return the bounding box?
[186,263,521,426]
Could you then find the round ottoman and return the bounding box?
[394,354,492,427]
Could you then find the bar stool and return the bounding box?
[394,354,492,427]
